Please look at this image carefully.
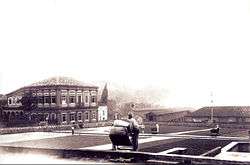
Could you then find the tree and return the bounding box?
[20,91,37,111]
[0,99,7,108]
[0,94,7,107]
[107,99,117,119]
[99,83,108,105]
[120,102,135,116]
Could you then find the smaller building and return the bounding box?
[97,83,108,121]
[145,110,190,122]
[98,106,108,121]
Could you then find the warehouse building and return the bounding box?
[133,108,191,123]
[185,106,250,123]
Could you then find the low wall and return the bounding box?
[0,121,113,135]
[0,125,71,134]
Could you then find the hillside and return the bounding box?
[93,81,169,106]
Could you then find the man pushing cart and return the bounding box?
[109,113,140,151]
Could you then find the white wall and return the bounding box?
[98,106,108,121]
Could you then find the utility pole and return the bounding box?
[210,92,214,123]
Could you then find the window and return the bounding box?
[16,98,21,104]
[85,96,89,103]
[61,96,67,105]
[85,112,89,120]
[8,98,12,105]
[44,96,50,104]
[92,112,96,119]
[13,97,17,104]
[38,96,44,104]
[51,96,56,104]
[70,113,75,121]
[69,96,75,103]
[78,96,82,104]
[62,114,67,122]
[78,112,82,121]
[51,113,56,120]
[91,96,96,103]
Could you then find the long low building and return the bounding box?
[2,77,99,126]
[133,108,192,123]
[185,106,250,123]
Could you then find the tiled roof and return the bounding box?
[29,76,97,88]
[189,106,250,117]
[134,108,172,115]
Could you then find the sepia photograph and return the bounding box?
[0,0,250,164]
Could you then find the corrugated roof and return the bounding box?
[189,106,250,117]
[29,76,97,87]
[134,108,192,116]
[133,108,173,115]
[146,110,190,116]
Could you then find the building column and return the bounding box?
[66,90,69,106]
[56,89,61,106]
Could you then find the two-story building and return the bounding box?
[2,77,99,126]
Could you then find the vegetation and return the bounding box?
[20,91,37,111]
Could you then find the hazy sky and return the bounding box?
[0,0,250,108]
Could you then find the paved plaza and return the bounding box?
[0,125,249,164]
[0,126,248,153]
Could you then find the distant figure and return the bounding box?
[71,126,75,135]
[210,124,220,136]
[215,124,219,129]
[155,123,159,133]
[128,113,139,151]
[141,124,145,134]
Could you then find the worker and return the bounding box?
[128,113,139,151]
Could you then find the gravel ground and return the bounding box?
[1,125,246,156]
[1,135,111,149]
[2,134,234,156]
[140,138,233,155]
[1,134,148,150]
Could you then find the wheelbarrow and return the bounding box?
[109,120,133,151]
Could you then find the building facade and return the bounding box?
[2,77,99,126]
